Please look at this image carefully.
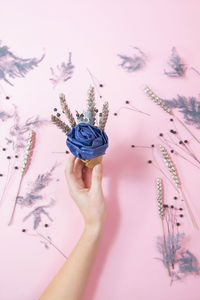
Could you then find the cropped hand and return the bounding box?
[65,154,106,227]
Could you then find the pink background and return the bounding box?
[0,0,200,299]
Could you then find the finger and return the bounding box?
[65,154,76,182]
[90,164,103,193]
[74,159,85,180]
[83,166,92,188]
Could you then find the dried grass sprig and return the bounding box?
[156,178,164,218]
[143,85,200,144]
[86,86,96,125]
[159,144,198,230]
[59,93,76,127]
[8,130,36,226]
[99,101,109,130]
[51,115,70,134]
[143,85,172,114]
[159,145,180,188]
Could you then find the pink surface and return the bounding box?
[0,0,200,299]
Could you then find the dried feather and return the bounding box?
[163,95,200,129]
[99,101,109,130]
[118,47,146,72]
[164,47,186,78]
[17,164,58,207]
[0,42,45,86]
[51,115,70,134]
[50,52,74,88]
[59,93,76,127]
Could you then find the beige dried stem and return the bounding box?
[156,178,171,277]
[143,85,200,144]
[159,144,199,230]
[8,130,36,226]
[99,101,109,130]
[51,115,71,134]
[59,93,76,128]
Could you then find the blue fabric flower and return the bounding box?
[66,123,108,160]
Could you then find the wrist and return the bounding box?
[84,220,105,237]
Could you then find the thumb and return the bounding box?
[90,164,103,193]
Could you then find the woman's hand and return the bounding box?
[65,154,106,228]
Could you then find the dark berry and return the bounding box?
[170,205,174,209]
[159,133,163,137]
[170,118,174,122]
[170,150,174,153]
[151,144,155,148]
[99,84,103,88]
[14,166,18,170]
[22,229,26,232]
[56,113,61,117]
[179,208,183,211]
[125,100,129,104]
[114,113,117,116]
[44,224,49,227]
[0,174,3,177]
[53,108,57,112]
[66,150,69,154]
[148,160,152,164]
[179,214,184,217]
[184,140,188,143]
[131,145,135,148]
[2,148,6,151]
[174,196,177,200]
[179,141,183,144]
[15,155,18,158]
[6,96,10,100]
[7,156,11,159]
[176,222,181,226]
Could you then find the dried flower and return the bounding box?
[86,86,96,125]
[51,115,70,134]
[143,85,172,114]
[99,101,109,130]
[59,93,76,127]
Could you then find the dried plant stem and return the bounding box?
[8,175,24,226]
[51,115,70,134]
[59,93,76,127]
[173,115,200,144]
[99,102,109,130]
[36,231,68,259]
[143,85,200,144]
[8,131,35,226]
[178,189,199,230]
[159,144,198,230]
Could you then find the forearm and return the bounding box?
[39,222,105,300]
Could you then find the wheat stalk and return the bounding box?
[87,86,96,125]
[99,101,109,130]
[156,178,164,218]
[143,85,200,144]
[51,115,70,134]
[59,93,76,127]
[159,144,198,229]
[8,130,36,226]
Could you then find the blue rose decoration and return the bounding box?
[66,123,108,160]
